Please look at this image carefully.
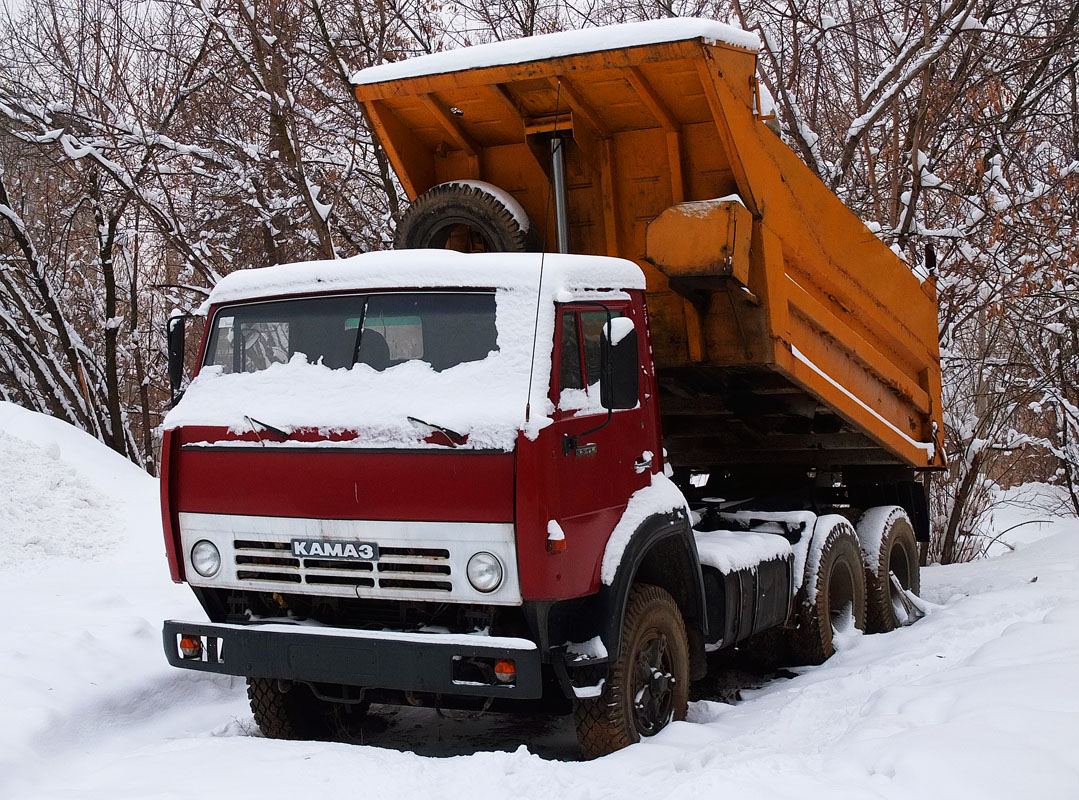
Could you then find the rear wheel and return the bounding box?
[573,584,689,759]
[792,519,867,665]
[395,181,534,253]
[858,507,921,633]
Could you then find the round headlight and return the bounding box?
[191,540,221,578]
[466,552,503,593]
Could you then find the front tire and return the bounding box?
[573,584,690,759]
[247,678,365,741]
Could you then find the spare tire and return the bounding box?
[395,181,535,253]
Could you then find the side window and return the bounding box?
[580,311,615,389]
[208,316,235,371]
[557,306,624,414]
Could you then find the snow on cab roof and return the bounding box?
[351,17,760,86]
[205,250,646,307]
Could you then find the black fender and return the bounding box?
[598,508,708,667]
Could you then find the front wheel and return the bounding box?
[573,584,690,759]
[247,678,366,741]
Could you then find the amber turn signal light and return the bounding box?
[179,635,202,659]
[494,659,516,683]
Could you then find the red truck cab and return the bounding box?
[161,251,712,752]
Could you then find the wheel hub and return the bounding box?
[632,632,675,736]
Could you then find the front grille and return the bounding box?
[232,539,453,594]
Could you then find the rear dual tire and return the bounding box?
[792,519,867,665]
[858,507,921,633]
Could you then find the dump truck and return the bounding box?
[160,18,944,758]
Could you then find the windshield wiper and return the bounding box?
[244,415,291,445]
[407,416,465,448]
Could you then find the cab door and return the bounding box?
[533,300,659,596]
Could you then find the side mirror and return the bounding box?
[600,317,638,410]
[167,314,186,407]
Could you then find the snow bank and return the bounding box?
[0,405,207,799]
[0,401,149,499]
[0,402,152,569]
[4,402,1079,799]
[0,429,123,568]
[352,18,760,86]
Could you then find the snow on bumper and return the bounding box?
[163,620,543,698]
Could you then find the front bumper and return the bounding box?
[163,619,543,698]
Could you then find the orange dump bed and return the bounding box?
[354,21,945,472]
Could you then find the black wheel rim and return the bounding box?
[888,539,914,621]
[632,630,675,737]
[422,215,496,252]
[828,559,857,633]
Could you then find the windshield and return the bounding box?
[204,292,498,374]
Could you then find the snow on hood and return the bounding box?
[351,18,761,86]
[169,252,644,448]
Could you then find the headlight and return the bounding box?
[191,540,221,578]
[466,552,503,593]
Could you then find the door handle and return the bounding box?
[563,434,598,456]
[634,456,653,472]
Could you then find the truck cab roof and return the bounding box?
[202,250,646,310]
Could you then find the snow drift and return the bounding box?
[3,403,1079,799]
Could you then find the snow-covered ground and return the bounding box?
[3,401,1078,799]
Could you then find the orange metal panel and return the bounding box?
[694,46,943,466]
[693,57,760,216]
[419,94,481,178]
[773,344,933,468]
[784,276,932,415]
[635,61,713,125]
[361,100,430,199]
[758,224,790,347]
[645,200,752,286]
